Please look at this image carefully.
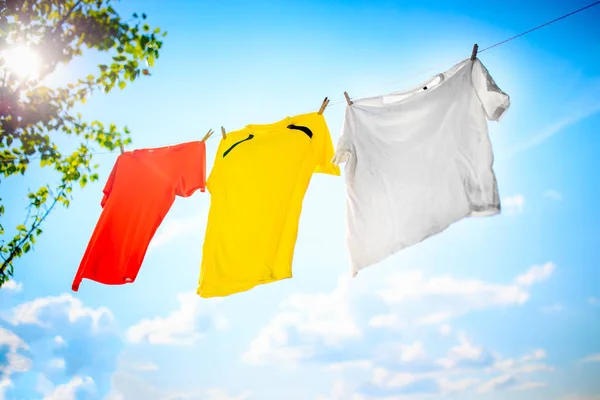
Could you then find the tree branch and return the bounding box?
[0,185,67,278]
[52,0,84,35]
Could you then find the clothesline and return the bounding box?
[2,0,599,165]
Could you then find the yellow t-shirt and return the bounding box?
[197,112,340,297]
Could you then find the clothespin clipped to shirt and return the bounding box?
[221,126,226,140]
[318,97,329,115]
[470,43,478,61]
[201,129,214,142]
[119,143,124,154]
[344,91,353,106]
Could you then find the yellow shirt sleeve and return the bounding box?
[314,114,341,176]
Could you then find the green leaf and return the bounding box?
[23,242,31,253]
[119,81,126,90]
[16,225,27,232]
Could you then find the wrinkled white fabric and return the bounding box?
[333,58,510,275]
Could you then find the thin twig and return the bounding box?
[0,185,67,277]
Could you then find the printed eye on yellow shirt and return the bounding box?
[197,112,340,298]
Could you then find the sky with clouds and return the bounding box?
[2,0,600,399]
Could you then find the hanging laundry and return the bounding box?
[198,112,340,298]
[72,141,207,292]
[333,57,510,276]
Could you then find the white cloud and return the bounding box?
[347,330,553,399]
[515,364,554,374]
[375,269,533,326]
[439,324,453,337]
[242,276,361,365]
[580,353,600,364]
[42,376,95,400]
[374,341,430,366]
[7,293,113,330]
[49,358,66,369]
[417,311,454,325]
[2,280,22,292]
[1,294,121,400]
[245,264,556,397]
[543,190,563,201]
[316,379,361,400]
[399,341,428,362]
[502,194,525,216]
[487,348,554,377]
[368,313,400,329]
[2,352,33,374]
[0,351,33,400]
[436,331,492,370]
[542,303,565,313]
[53,335,66,346]
[119,360,159,372]
[202,388,253,400]
[105,371,252,400]
[125,292,228,346]
[400,342,427,362]
[326,360,373,371]
[0,326,28,353]
[477,374,515,393]
[36,374,55,396]
[148,210,208,251]
[438,377,480,394]
[515,262,556,286]
[560,395,600,400]
[511,381,547,391]
[0,378,13,400]
[588,297,600,306]
[378,269,528,305]
[520,349,547,362]
[0,327,32,399]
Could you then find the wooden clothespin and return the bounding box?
[344,91,353,106]
[119,144,124,154]
[471,43,478,61]
[201,129,214,142]
[221,126,226,140]
[318,97,329,115]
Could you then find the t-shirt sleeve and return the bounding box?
[314,117,341,176]
[100,157,120,208]
[332,108,353,166]
[471,59,510,121]
[177,141,207,197]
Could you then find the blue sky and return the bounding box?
[2,0,600,399]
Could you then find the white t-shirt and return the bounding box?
[333,57,510,276]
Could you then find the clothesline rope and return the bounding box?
[2,0,599,164]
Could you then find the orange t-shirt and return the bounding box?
[72,141,206,292]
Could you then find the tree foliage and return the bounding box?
[0,0,166,287]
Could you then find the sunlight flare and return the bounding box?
[2,45,41,80]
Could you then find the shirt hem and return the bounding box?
[196,274,293,298]
[351,204,500,275]
[72,275,136,291]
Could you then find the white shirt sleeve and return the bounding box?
[471,59,510,121]
[332,107,354,165]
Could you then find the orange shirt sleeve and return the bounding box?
[176,141,206,197]
[101,156,120,208]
